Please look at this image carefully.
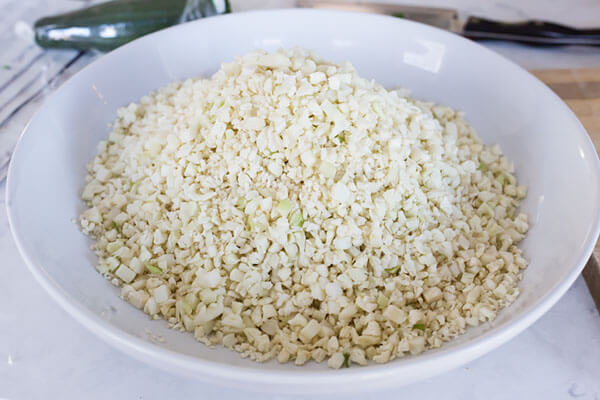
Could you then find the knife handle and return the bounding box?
[463,16,600,46]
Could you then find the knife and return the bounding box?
[297,0,600,46]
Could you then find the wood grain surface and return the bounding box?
[0,0,93,180]
[533,68,600,160]
[532,67,600,309]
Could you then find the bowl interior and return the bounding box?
[7,9,600,391]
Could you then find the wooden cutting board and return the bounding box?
[531,68,600,310]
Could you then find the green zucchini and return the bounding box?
[34,0,230,52]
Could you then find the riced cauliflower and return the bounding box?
[80,48,529,368]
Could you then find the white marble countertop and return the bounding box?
[2,1,600,399]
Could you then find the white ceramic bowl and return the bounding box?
[7,9,600,394]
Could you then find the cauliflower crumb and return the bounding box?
[80,48,529,368]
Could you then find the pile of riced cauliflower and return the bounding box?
[80,48,529,368]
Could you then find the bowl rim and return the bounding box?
[6,7,600,390]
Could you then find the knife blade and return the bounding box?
[297,0,600,46]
